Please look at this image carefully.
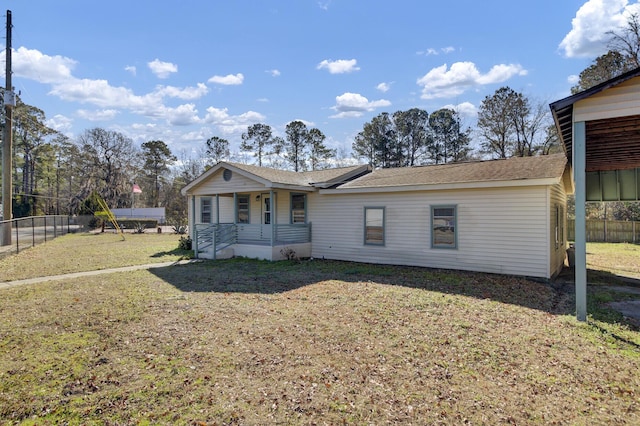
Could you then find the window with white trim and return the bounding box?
[364,207,385,245]
[200,197,212,223]
[431,205,457,249]
[237,195,250,224]
[291,193,306,224]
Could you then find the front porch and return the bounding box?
[194,223,312,260]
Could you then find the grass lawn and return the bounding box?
[0,235,639,424]
[0,232,191,282]
[586,242,640,281]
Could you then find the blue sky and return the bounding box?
[2,0,638,160]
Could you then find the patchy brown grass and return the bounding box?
[586,242,640,281]
[1,253,639,425]
[0,232,190,282]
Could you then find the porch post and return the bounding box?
[191,196,198,257]
[574,120,587,322]
[233,193,237,224]
[270,189,275,246]
[216,194,220,225]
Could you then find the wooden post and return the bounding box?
[1,10,14,246]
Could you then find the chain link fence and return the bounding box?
[0,215,77,259]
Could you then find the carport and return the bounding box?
[551,67,640,321]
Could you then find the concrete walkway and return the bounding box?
[0,259,199,290]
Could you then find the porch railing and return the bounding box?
[194,223,311,258]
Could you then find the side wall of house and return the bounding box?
[309,186,553,278]
[548,182,569,278]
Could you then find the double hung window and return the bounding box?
[291,194,306,224]
[200,197,212,223]
[431,206,457,249]
[364,207,385,245]
[237,195,250,223]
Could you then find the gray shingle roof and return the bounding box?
[226,162,368,187]
[337,154,568,189]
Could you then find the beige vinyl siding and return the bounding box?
[549,183,568,277]
[574,77,640,122]
[192,195,235,224]
[191,169,268,195]
[309,186,551,278]
[193,191,297,225]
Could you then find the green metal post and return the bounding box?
[574,121,587,322]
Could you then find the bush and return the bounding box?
[172,224,188,235]
[116,219,158,230]
[178,235,192,250]
[280,247,299,262]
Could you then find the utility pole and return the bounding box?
[1,9,14,246]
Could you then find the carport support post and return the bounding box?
[574,121,587,322]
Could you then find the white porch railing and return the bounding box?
[194,223,311,258]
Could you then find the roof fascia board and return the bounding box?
[319,178,561,194]
[181,162,274,195]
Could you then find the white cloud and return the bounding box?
[568,74,580,85]
[46,114,73,133]
[208,73,245,85]
[154,83,209,100]
[147,59,178,79]
[417,62,527,99]
[11,47,75,84]
[317,59,360,74]
[559,0,640,58]
[203,106,266,134]
[417,46,455,56]
[266,69,281,77]
[376,82,392,93]
[167,104,201,126]
[330,92,391,118]
[77,109,119,121]
[125,65,136,76]
[442,102,478,119]
[49,78,137,108]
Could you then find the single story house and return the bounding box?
[181,153,572,279]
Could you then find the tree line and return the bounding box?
[2,13,640,223]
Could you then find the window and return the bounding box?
[200,197,212,223]
[431,205,456,249]
[236,195,249,224]
[291,193,306,224]
[223,169,232,181]
[555,205,564,249]
[364,207,385,245]
[263,196,271,224]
